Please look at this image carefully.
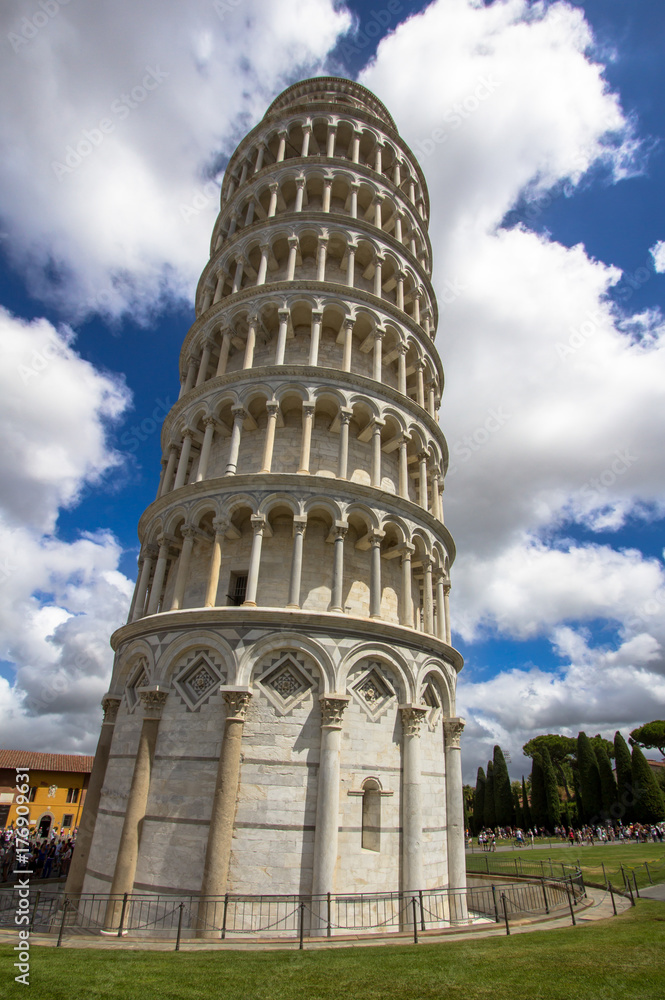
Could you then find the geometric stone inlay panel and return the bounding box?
[258,653,315,716]
[125,658,149,713]
[422,680,442,731]
[352,663,394,722]
[173,652,225,713]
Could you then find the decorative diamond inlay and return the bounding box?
[357,674,386,705]
[352,665,394,721]
[267,668,304,699]
[189,666,216,698]
[173,652,225,712]
[258,654,315,715]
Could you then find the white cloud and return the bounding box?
[650,240,665,273]
[0,0,352,320]
[0,310,133,749]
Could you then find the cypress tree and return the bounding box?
[577,731,603,823]
[483,761,496,829]
[522,776,533,829]
[541,746,562,828]
[472,767,486,834]
[493,745,514,827]
[614,731,634,823]
[512,786,524,828]
[631,744,665,824]
[530,754,546,829]
[594,742,618,814]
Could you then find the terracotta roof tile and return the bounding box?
[0,750,94,773]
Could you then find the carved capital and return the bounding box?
[212,516,230,536]
[101,695,121,725]
[320,695,350,729]
[223,689,252,720]
[400,705,428,737]
[443,717,465,749]
[139,687,169,719]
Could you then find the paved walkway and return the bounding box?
[637,883,665,902]
[0,886,632,952]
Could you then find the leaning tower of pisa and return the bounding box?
[69,77,465,914]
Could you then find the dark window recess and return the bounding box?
[227,573,247,606]
[66,788,80,804]
[28,788,37,802]
[61,814,74,828]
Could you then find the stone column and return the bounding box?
[397,343,407,394]
[350,182,359,219]
[267,182,279,218]
[422,555,434,634]
[311,696,350,912]
[65,695,121,898]
[443,718,467,895]
[427,382,436,418]
[316,236,328,282]
[205,518,228,608]
[130,545,156,622]
[374,145,383,174]
[170,526,195,611]
[373,254,383,298]
[297,402,315,473]
[398,436,409,499]
[372,328,384,381]
[286,517,307,608]
[370,419,384,488]
[243,516,266,606]
[173,431,193,490]
[342,318,354,372]
[295,176,306,212]
[394,211,403,243]
[216,329,231,376]
[322,178,332,213]
[231,256,245,294]
[346,244,356,288]
[275,307,290,363]
[195,338,213,387]
[182,357,197,395]
[256,244,270,285]
[243,314,258,367]
[435,573,445,641]
[400,544,414,627]
[224,406,246,475]
[373,196,383,230]
[197,689,252,938]
[329,524,347,612]
[104,688,169,930]
[309,308,323,366]
[444,583,451,644]
[369,531,384,619]
[260,401,280,473]
[400,705,428,895]
[213,271,225,305]
[415,361,425,407]
[286,237,299,280]
[351,130,360,163]
[196,417,216,481]
[276,129,287,162]
[337,408,352,479]
[146,537,170,615]
[159,446,178,496]
[418,451,428,510]
[326,124,337,158]
[396,272,405,311]
[301,125,311,157]
[254,143,265,173]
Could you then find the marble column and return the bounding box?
[400,705,428,895]
[337,408,352,479]
[275,308,290,363]
[243,516,266,606]
[170,526,195,611]
[146,537,170,615]
[329,524,347,612]
[216,329,231,376]
[131,545,156,622]
[311,696,350,916]
[65,695,121,898]
[444,583,451,644]
[286,517,307,608]
[173,431,193,490]
[260,401,280,473]
[400,544,415,627]
[309,309,323,366]
[297,402,315,473]
[197,689,252,937]
[443,718,467,899]
[225,406,246,475]
[205,518,228,608]
[104,688,169,930]
[196,418,216,481]
[159,447,178,497]
[369,531,384,619]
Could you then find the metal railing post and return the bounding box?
[627,875,635,906]
[327,892,332,938]
[298,900,305,950]
[29,890,41,931]
[411,896,419,944]
[566,881,576,926]
[117,893,128,937]
[221,893,229,939]
[491,884,499,922]
[418,889,426,931]
[645,861,653,885]
[540,878,549,914]
[633,872,640,898]
[501,892,510,935]
[608,881,617,916]
[56,899,68,948]
[175,902,184,951]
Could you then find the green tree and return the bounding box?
[472,768,485,834]
[493,745,514,827]
[594,741,618,814]
[523,734,577,808]
[631,744,665,824]
[577,731,603,823]
[530,754,547,828]
[483,761,496,829]
[521,776,533,829]
[541,746,562,828]
[614,731,634,822]
[512,785,524,828]
[630,721,665,757]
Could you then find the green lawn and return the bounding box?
[3,900,664,1000]
[467,842,665,890]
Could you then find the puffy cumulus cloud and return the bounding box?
[0,309,129,532]
[457,628,665,781]
[650,241,665,274]
[0,309,133,750]
[0,0,352,320]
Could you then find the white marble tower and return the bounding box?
[68,77,466,915]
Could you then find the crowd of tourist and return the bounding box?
[470,821,665,850]
[0,828,75,882]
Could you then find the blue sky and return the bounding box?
[0,0,664,781]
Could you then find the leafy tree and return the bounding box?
[630,721,665,757]
[577,732,602,823]
[512,785,524,828]
[523,734,577,806]
[530,754,547,828]
[493,745,514,827]
[594,741,618,814]
[521,776,533,829]
[614,731,634,822]
[631,744,665,824]
[472,768,485,834]
[541,746,562,828]
[483,761,496,829]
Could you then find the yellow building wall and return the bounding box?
[5,769,88,835]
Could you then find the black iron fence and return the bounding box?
[0,873,584,948]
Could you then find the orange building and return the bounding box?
[0,750,93,838]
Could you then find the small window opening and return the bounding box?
[227,572,247,606]
[361,778,381,852]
